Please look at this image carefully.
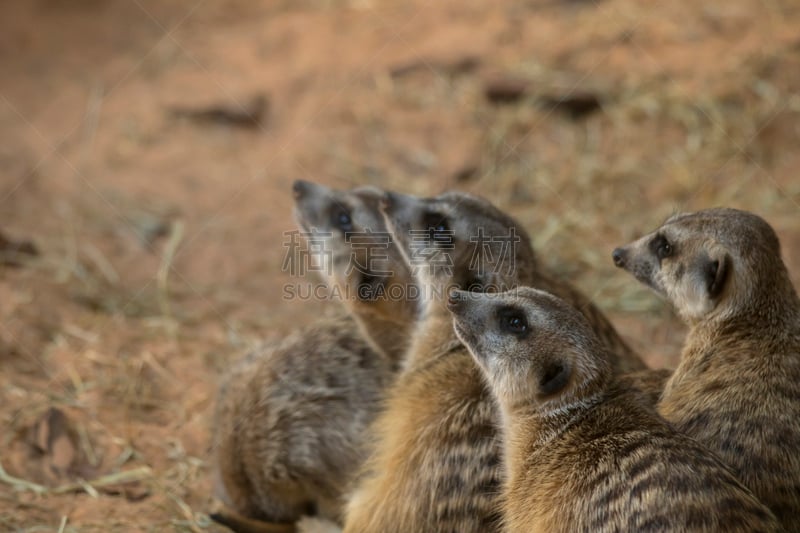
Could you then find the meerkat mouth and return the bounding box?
[632,265,660,293]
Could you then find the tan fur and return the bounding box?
[343,191,646,532]
[616,367,671,407]
[450,287,779,532]
[212,182,417,527]
[615,207,800,530]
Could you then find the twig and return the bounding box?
[0,461,152,496]
[0,462,47,494]
[57,515,68,533]
[77,478,99,499]
[142,350,175,383]
[157,219,184,332]
[50,466,152,495]
[82,242,120,285]
[168,492,204,533]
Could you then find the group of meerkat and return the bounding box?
[210,181,800,533]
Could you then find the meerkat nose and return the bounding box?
[447,289,468,312]
[292,179,311,199]
[612,247,627,268]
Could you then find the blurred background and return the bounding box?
[1,0,798,530]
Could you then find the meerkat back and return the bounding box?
[213,315,385,523]
[613,208,800,529]
[449,287,779,532]
[212,181,417,528]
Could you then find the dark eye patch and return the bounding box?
[330,205,354,233]
[539,361,570,396]
[648,233,673,261]
[422,211,450,244]
[496,305,529,338]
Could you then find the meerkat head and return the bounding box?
[612,208,790,325]
[379,190,537,296]
[447,287,610,415]
[292,180,414,316]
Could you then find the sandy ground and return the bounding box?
[1,0,799,530]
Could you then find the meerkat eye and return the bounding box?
[497,306,529,337]
[331,206,354,232]
[650,234,673,260]
[422,212,450,243]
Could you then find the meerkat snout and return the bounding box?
[447,289,486,357]
[292,179,311,200]
[446,289,463,311]
[291,179,335,231]
[611,247,626,268]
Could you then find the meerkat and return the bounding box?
[342,191,648,533]
[613,207,800,529]
[448,287,779,532]
[211,182,417,530]
[290,180,418,361]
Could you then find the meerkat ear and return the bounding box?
[705,251,730,299]
[538,360,571,397]
[679,250,730,320]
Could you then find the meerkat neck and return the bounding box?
[677,291,800,384]
[690,279,800,345]
[401,291,459,372]
[351,312,413,364]
[503,411,545,484]
[502,398,598,481]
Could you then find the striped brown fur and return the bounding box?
[343,191,646,532]
[449,287,778,532]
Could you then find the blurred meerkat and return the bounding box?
[343,191,647,533]
[613,207,800,529]
[290,180,419,361]
[447,287,778,532]
[211,182,417,529]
